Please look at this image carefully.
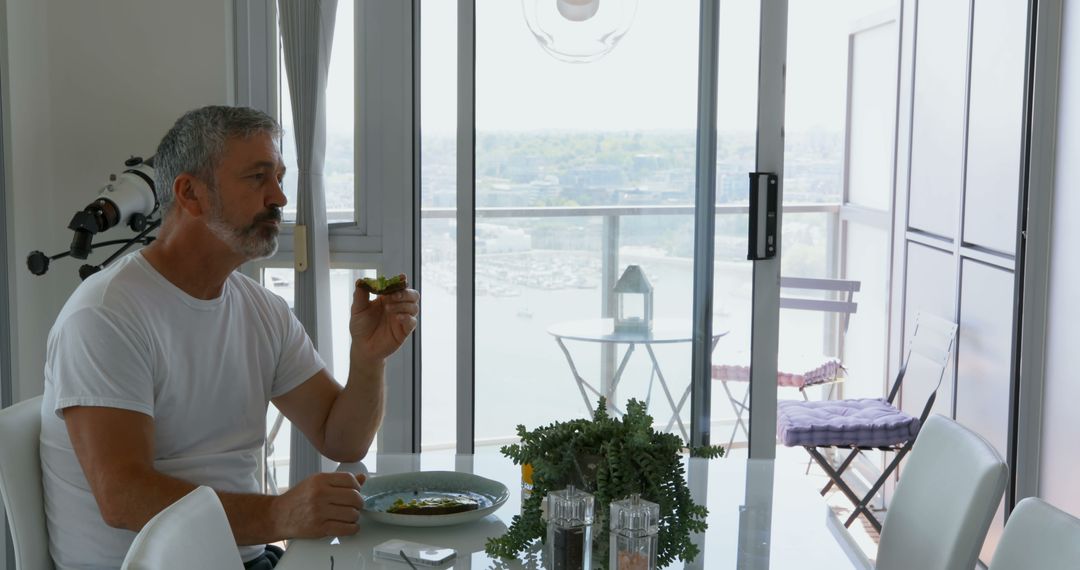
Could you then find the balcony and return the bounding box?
[418,201,864,450]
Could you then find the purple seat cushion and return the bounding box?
[777,398,921,448]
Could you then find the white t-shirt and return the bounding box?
[39,251,325,569]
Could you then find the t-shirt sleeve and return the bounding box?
[270,297,327,399]
[48,307,155,419]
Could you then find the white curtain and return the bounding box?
[277,0,337,483]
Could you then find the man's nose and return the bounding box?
[268,177,287,209]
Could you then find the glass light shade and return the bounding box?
[521,0,638,63]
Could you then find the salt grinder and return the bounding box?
[609,493,659,570]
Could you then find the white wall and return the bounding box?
[1040,0,1080,518]
[4,0,233,402]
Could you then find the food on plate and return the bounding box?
[386,495,479,515]
[357,275,408,295]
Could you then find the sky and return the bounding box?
[312,0,899,136]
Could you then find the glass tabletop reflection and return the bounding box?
[547,318,724,345]
[275,450,864,569]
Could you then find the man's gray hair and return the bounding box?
[153,106,282,216]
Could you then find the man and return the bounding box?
[38,105,419,569]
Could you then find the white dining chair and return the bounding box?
[121,485,244,570]
[987,497,1080,570]
[875,414,1008,570]
[0,395,54,569]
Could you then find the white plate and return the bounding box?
[361,470,510,527]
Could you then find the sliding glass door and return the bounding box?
[469,0,712,449]
[423,0,802,458]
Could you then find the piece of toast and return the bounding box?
[357,275,408,295]
[387,497,479,515]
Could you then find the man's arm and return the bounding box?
[64,406,365,543]
[272,281,419,463]
[271,363,384,463]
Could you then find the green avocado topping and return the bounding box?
[359,275,406,294]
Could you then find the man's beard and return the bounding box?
[205,189,282,260]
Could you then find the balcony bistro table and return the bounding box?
[547,318,727,441]
[276,450,868,569]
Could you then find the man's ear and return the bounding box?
[172,174,209,217]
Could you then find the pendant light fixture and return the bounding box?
[521,0,638,63]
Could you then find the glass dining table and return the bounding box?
[275,449,868,569]
[546,318,729,442]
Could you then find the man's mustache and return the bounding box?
[253,207,283,224]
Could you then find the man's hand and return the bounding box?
[272,472,366,539]
[349,273,419,364]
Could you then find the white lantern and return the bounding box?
[613,265,653,333]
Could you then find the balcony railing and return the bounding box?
[421,202,843,403]
[420,202,839,219]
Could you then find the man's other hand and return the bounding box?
[272,472,366,539]
[349,273,419,363]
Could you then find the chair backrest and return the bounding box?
[876,414,1008,570]
[904,312,957,370]
[885,312,958,420]
[779,277,860,360]
[0,395,53,569]
[987,497,1080,570]
[121,486,244,570]
[779,277,860,329]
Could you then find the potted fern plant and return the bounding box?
[484,398,724,568]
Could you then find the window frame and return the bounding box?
[238,0,421,462]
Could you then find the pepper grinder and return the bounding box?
[609,493,659,570]
[545,485,595,570]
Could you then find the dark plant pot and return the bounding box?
[568,452,604,492]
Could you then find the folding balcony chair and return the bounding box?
[714,277,860,449]
[776,311,958,533]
